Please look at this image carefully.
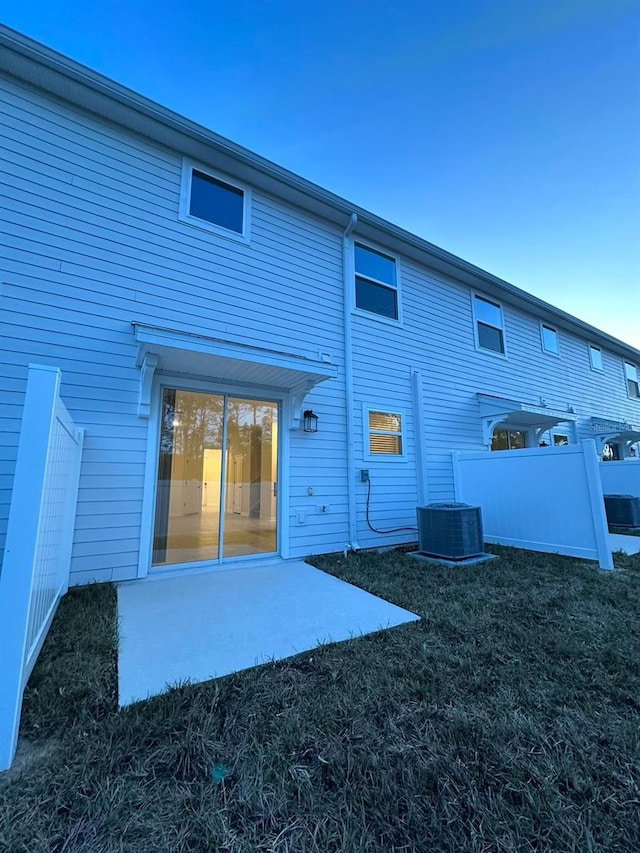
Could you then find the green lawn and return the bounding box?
[1,546,639,853]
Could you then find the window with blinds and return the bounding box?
[367,409,404,456]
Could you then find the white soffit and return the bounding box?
[477,393,577,444]
[133,323,337,421]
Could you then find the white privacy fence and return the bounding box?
[0,365,84,771]
[452,440,613,571]
[599,460,640,497]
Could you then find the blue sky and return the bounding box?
[2,1,639,347]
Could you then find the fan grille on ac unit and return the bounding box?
[416,503,484,560]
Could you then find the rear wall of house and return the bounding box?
[0,75,349,583]
[349,251,640,548]
[2,74,639,577]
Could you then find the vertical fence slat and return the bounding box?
[0,365,83,771]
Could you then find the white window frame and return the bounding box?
[353,240,402,325]
[179,158,251,242]
[540,322,560,356]
[588,343,603,372]
[624,360,640,399]
[471,292,507,357]
[362,404,408,461]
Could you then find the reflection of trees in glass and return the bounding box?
[226,400,273,455]
[160,391,224,456]
[159,392,275,463]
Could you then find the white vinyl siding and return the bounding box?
[2,71,640,575]
[0,76,347,578]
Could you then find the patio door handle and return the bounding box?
[273,481,277,497]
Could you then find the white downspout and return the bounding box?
[411,368,429,505]
[343,213,359,550]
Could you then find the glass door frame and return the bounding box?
[139,375,284,576]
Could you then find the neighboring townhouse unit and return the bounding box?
[1,25,639,585]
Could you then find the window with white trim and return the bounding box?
[540,323,559,355]
[589,344,603,371]
[473,294,505,354]
[354,243,398,320]
[364,407,405,457]
[625,361,640,398]
[552,433,569,446]
[180,162,248,238]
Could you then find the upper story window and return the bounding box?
[354,243,398,320]
[540,323,559,355]
[625,361,640,398]
[180,161,249,239]
[473,294,505,355]
[364,407,406,458]
[589,344,603,371]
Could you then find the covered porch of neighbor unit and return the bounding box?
[117,558,420,706]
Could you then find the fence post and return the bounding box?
[582,439,614,571]
[0,365,61,771]
[60,424,85,597]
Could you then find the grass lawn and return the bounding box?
[1,546,639,853]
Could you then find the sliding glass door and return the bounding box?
[152,388,278,567]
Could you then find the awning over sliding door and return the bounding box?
[132,322,338,426]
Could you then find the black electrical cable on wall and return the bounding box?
[365,476,418,535]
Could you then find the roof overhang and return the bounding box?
[477,393,577,445]
[133,323,337,427]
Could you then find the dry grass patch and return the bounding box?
[1,547,639,852]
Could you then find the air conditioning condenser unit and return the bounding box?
[416,503,484,560]
[604,494,640,528]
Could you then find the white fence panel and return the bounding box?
[599,461,640,498]
[452,440,612,571]
[0,365,84,771]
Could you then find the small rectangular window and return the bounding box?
[589,344,603,371]
[180,161,248,238]
[355,243,398,320]
[365,408,404,457]
[491,428,527,451]
[474,294,505,354]
[625,361,640,398]
[553,434,569,446]
[541,323,559,355]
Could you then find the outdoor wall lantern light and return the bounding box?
[303,410,319,433]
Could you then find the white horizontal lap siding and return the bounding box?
[0,77,349,579]
[287,376,349,558]
[398,262,640,502]
[351,319,417,546]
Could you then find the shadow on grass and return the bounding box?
[1,547,639,852]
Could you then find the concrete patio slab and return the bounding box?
[117,559,419,706]
[610,533,640,555]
